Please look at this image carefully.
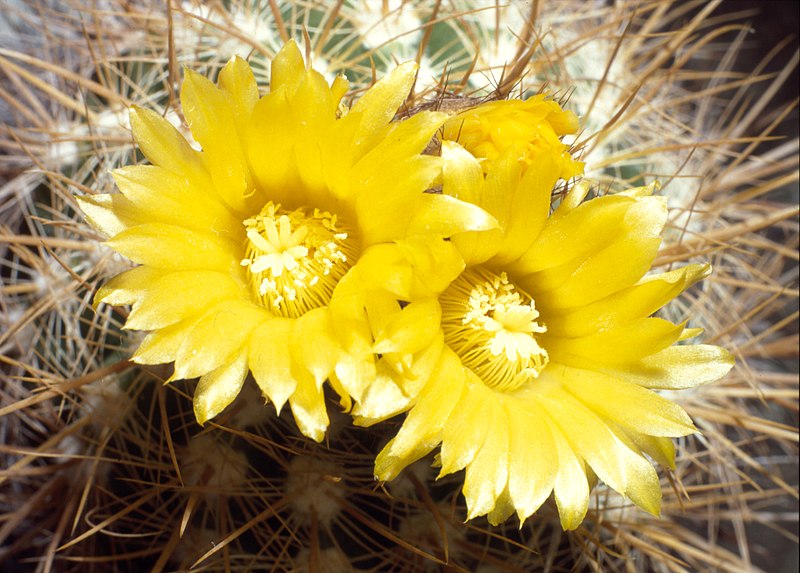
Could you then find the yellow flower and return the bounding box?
[356,126,734,528]
[77,42,494,439]
[442,95,584,179]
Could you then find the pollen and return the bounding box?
[440,267,548,391]
[241,202,358,318]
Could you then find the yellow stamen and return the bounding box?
[441,267,548,391]
[241,202,358,318]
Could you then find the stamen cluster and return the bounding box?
[441,267,548,391]
[80,43,734,530]
[241,202,357,318]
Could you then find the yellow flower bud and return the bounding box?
[442,95,584,179]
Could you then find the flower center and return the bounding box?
[440,267,548,392]
[241,202,358,318]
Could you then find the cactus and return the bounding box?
[1,1,797,571]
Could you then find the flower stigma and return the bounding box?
[440,267,548,391]
[241,202,358,318]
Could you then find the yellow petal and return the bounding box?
[601,344,735,390]
[439,381,490,477]
[372,299,441,355]
[290,307,340,386]
[356,238,465,302]
[193,350,249,425]
[374,348,466,481]
[486,487,516,526]
[545,318,686,365]
[617,181,660,198]
[270,40,305,93]
[441,140,484,205]
[330,74,349,105]
[545,416,590,530]
[351,360,413,424]
[249,317,296,414]
[558,364,697,437]
[333,352,376,407]
[76,194,146,237]
[467,148,524,228]
[327,372,353,413]
[462,390,510,519]
[388,331,444,400]
[678,327,704,340]
[527,235,662,310]
[451,228,504,268]
[536,386,627,494]
[105,223,242,273]
[632,434,676,470]
[509,195,648,275]
[319,111,361,200]
[132,318,197,365]
[504,398,558,522]
[328,269,374,357]
[397,236,466,300]
[125,270,245,330]
[623,453,662,517]
[129,106,210,190]
[363,289,402,340]
[350,61,417,153]
[358,331,444,424]
[218,55,259,132]
[292,70,337,195]
[544,264,711,338]
[112,166,240,238]
[246,87,301,198]
[490,151,559,267]
[94,265,161,307]
[441,140,504,265]
[356,155,441,245]
[555,181,592,213]
[357,244,415,300]
[181,68,252,213]
[288,368,329,442]
[173,300,268,380]
[354,111,447,185]
[406,193,499,239]
[609,426,662,516]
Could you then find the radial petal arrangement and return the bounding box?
[356,98,735,529]
[77,42,735,530]
[77,41,493,439]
